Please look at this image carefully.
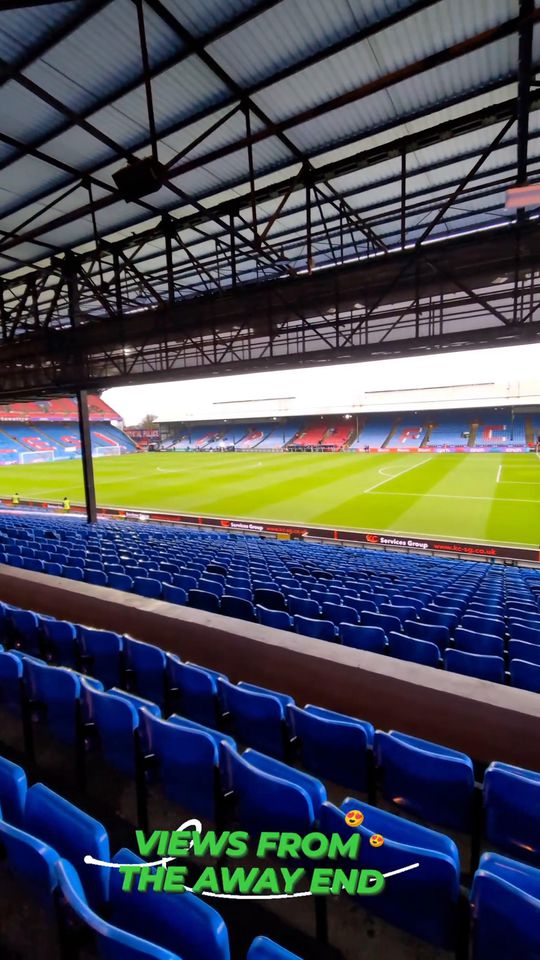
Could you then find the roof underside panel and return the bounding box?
[0,0,538,316]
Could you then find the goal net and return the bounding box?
[94,445,122,458]
[18,450,55,465]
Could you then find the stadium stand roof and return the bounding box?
[0,0,540,398]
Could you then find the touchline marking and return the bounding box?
[370,491,539,505]
[496,464,502,484]
[83,818,419,900]
[364,457,433,493]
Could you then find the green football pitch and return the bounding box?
[0,451,539,547]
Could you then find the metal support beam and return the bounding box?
[76,390,98,524]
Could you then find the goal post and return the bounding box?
[94,445,121,458]
[18,449,55,465]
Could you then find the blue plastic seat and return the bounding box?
[124,636,166,706]
[223,743,321,834]
[78,627,124,688]
[109,847,230,960]
[56,860,180,960]
[339,623,386,653]
[288,596,320,619]
[393,594,423,613]
[256,606,293,631]
[0,817,59,912]
[453,626,504,658]
[198,579,224,598]
[510,658,540,693]
[8,608,41,657]
[294,615,336,642]
[140,708,221,821]
[462,614,505,640]
[508,638,540,665]
[173,574,198,591]
[510,622,540,644]
[24,658,80,745]
[380,603,417,625]
[321,602,359,627]
[108,572,133,592]
[388,632,440,667]
[403,619,449,651]
[44,561,63,576]
[81,681,140,777]
[344,596,377,616]
[220,595,256,622]
[42,618,78,668]
[203,571,226,586]
[361,610,401,634]
[311,590,340,606]
[0,650,24,715]
[289,704,374,792]
[253,588,287,612]
[375,730,475,831]
[320,799,460,949]
[218,678,289,758]
[166,655,222,726]
[420,608,458,631]
[470,852,540,960]
[444,648,505,683]
[133,577,162,599]
[247,937,302,960]
[24,783,110,909]
[0,755,27,826]
[63,565,85,582]
[483,762,540,866]
[161,583,187,605]
[224,586,252,602]
[188,589,220,614]
[85,569,108,587]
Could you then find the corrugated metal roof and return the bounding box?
[0,0,538,298]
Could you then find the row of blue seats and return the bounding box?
[4,588,540,696]
[1,686,539,960]
[1,626,538,876]
[0,755,300,960]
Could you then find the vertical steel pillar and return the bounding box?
[401,147,407,248]
[76,390,98,524]
[516,0,534,218]
[66,254,97,524]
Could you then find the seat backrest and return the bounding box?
[288,596,320,618]
[24,659,80,743]
[321,602,358,626]
[319,801,460,949]
[133,577,162,599]
[222,742,314,835]
[124,637,166,706]
[470,853,540,960]
[510,622,540,644]
[483,762,540,866]
[109,847,230,960]
[78,626,124,688]
[510,658,540,694]
[25,783,110,909]
[403,619,449,651]
[55,860,180,960]
[375,730,475,831]
[218,678,286,759]
[454,626,504,658]
[462,614,505,639]
[253,589,286,612]
[444,648,505,683]
[288,704,373,792]
[0,819,59,906]
[247,937,302,960]
[256,606,293,631]
[339,623,386,654]
[220,595,256,622]
[508,639,540,666]
[140,709,219,821]
[188,589,220,613]
[388,632,440,667]
[0,755,27,826]
[361,610,402,634]
[294,615,335,642]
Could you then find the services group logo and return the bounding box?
[86,816,418,901]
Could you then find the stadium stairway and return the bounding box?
[0,604,539,959]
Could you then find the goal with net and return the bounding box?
[18,450,55,465]
[94,445,122,458]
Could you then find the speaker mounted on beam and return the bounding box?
[112,156,165,202]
